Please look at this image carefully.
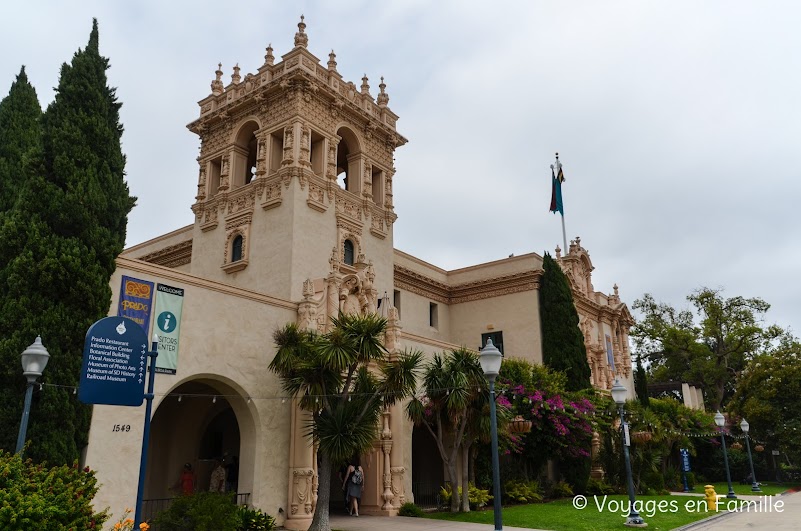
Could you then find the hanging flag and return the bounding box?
[549,165,565,215]
[153,283,185,374]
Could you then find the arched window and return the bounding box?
[232,235,244,262]
[343,239,354,266]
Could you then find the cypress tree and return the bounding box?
[0,19,135,464]
[0,66,41,211]
[539,252,591,392]
[634,355,650,408]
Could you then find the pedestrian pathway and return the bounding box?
[680,490,800,530]
[329,514,545,531]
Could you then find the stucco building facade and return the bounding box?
[84,18,635,529]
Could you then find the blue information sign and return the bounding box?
[680,448,691,472]
[79,317,148,407]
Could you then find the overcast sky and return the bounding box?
[2,1,799,335]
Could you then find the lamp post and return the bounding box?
[740,419,761,493]
[15,336,50,454]
[479,338,503,531]
[714,411,737,499]
[611,379,646,528]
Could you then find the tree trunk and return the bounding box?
[308,454,332,531]
[469,445,477,485]
[448,462,460,512]
[461,443,471,512]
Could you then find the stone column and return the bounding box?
[284,399,315,531]
[380,409,395,511]
[389,401,407,509]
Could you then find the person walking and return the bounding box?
[178,463,196,496]
[343,458,364,517]
[209,457,226,493]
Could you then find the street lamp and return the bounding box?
[479,338,503,531]
[740,419,761,493]
[15,336,50,454]
[714,411,737,499]
[611,379,647,528]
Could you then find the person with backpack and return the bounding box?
[342,458,364,517]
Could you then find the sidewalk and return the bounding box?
[680,491,800,530]
[326,492,800,531]
[329,514,545,531]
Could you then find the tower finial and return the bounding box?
[377,76,389,106]
[361,74,370,95]
[211,63,224,96]
[328,50,337,71]
[294,14,308,48]
[232,63,241,84]
[264,43,274,66]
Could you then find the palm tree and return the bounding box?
[406,348,489,512]
[269,313,421,531]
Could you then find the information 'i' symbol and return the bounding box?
[157,311,177,333]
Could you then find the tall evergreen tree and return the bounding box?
[0,66,41,211]
[539,252,591,392]
[634,355,650,408]
[0,19,135,464]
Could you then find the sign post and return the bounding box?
[134,336,158,529]
[680,448,691,492]
[77,317,158,528]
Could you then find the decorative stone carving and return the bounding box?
[292,468,314,516]
[390,466,406,507]
[282,127,294,166]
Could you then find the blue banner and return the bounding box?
[117,276,155,338]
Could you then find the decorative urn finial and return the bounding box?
[294,14,308,48]
[328,50,338,71]
[231,63,241,84]
[211,63,224,95]
[377,76,389,106]
[264,43,275,66]
[360,74,370,95]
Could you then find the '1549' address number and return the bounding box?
[112,424,131,432]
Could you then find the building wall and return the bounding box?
[86,258,297,526]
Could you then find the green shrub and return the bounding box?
[685,471,697,489]
[550,480,574,499]
[585,478,616,495]
[153,491,241,531]
[504,479,543,504]
[237,505,276,530]
[439,483,493,510]
[0,450,108,530]
[398,502,424,517]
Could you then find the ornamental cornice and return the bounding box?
[573,292,634,329]
[139,240,193,269]
[393,266,541,305]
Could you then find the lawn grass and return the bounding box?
[425,495,722,531]
[680,482,801,497]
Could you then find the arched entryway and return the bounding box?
[142,377,257,510]
[411,425,444,509]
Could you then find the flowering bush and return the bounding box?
[0,449,108,530]
[110,508,149,530]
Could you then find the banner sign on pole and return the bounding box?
[78,317,148,406]
[680,448,691,472]
[153,283,185,375]
[117,276,155,337]
[623,423,631,447]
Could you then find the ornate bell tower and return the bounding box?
[187,16,407,304]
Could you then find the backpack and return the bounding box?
[351,468,363,485]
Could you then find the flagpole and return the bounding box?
[552,152,567,253]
